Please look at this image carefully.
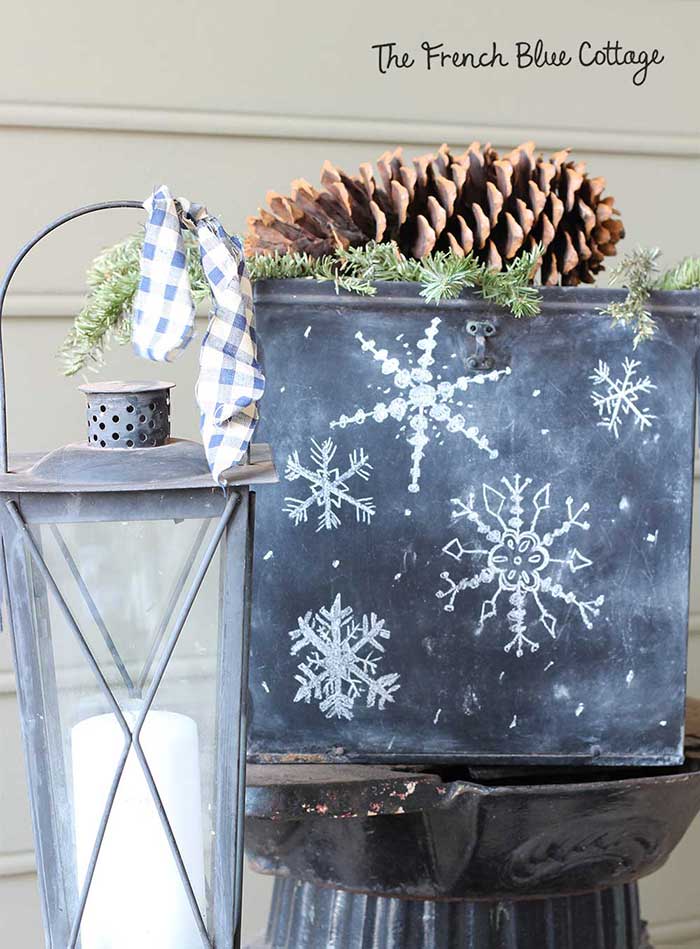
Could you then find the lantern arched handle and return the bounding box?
[0,200,144,473]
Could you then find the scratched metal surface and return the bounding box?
[248,283,700,766]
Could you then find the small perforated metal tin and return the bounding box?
[79,381,174,449]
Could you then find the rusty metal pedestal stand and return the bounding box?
[244,762,700,949]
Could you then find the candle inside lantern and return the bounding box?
[71,709,206,949]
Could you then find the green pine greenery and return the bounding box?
[58,234,544,375]
[656,255,700,290]
[599,247,700,348]
[60,234,208,377]
[598,247,661,348]
[58,232,700,377]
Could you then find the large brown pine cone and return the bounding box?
[245,141,624,286]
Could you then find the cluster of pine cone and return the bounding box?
[245,141,624,286]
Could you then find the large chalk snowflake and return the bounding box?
[330,317,510,493]
[289,594,400,720]
[590,358,656,439]
[283,437,375,531]
[436,475,605,657]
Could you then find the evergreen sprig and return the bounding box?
[599,248,700,347]
[599,247,660,348]
[478,249,544,318]
[656,256,700,291]
[58,233,208,376]
[417,252,483,303]
[335,241,423,285]
[59,235,545,376]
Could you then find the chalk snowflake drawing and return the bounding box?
[330,317,511,493]
[289,593,400,720]
[283,437,375,532]
[436,475,605,658]
[590,358,656,439]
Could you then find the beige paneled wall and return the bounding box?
[0,1,697,946]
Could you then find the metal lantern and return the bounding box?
[0,202,275,949]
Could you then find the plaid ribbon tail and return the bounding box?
[132,186,196,362]
[133,186,265,483]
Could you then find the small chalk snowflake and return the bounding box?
[436,475,605,658]
[330,317,510,494]
[289,593,400,720]
[283,437,375,531]
[590,358,656,439]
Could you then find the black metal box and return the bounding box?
[249,282,700,766]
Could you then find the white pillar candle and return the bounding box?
[71,709,206,949]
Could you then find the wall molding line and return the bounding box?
[651,916,700,946]
[0,850,35,879]
[0,101,697,158]
[0,669,16,694]
[2,294,215,318]
[2,293,84,318]
[0,652,219,695]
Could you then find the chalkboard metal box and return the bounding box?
[249,282,700,767]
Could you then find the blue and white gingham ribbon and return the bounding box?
[132,186,265,483]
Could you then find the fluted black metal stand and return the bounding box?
[251,877,650,949]
[244,761,700,949]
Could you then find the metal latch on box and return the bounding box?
[466,320,496,371]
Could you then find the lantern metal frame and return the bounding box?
[0,202,275,949]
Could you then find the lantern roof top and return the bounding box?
[0,440,276,493]
[78,380,175,395]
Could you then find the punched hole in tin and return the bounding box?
[139,415,146,422]
[126,405,134,413]
[112,433,119,441]
[100,405,106,413]
[139,433,147,442]
[126,423,134,431]
[112,415,119,423]
[126,439,133,447]
[99,440,106,447]
[99,422,105,430]
[149,402,155,410]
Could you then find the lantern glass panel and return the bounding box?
[24,512,224,949]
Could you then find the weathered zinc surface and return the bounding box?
[243,760,700,948]
[244,760,700,900]
[249,282,700,766]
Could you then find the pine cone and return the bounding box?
[245,141,624,286]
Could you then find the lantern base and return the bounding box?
[247,877,652,949]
